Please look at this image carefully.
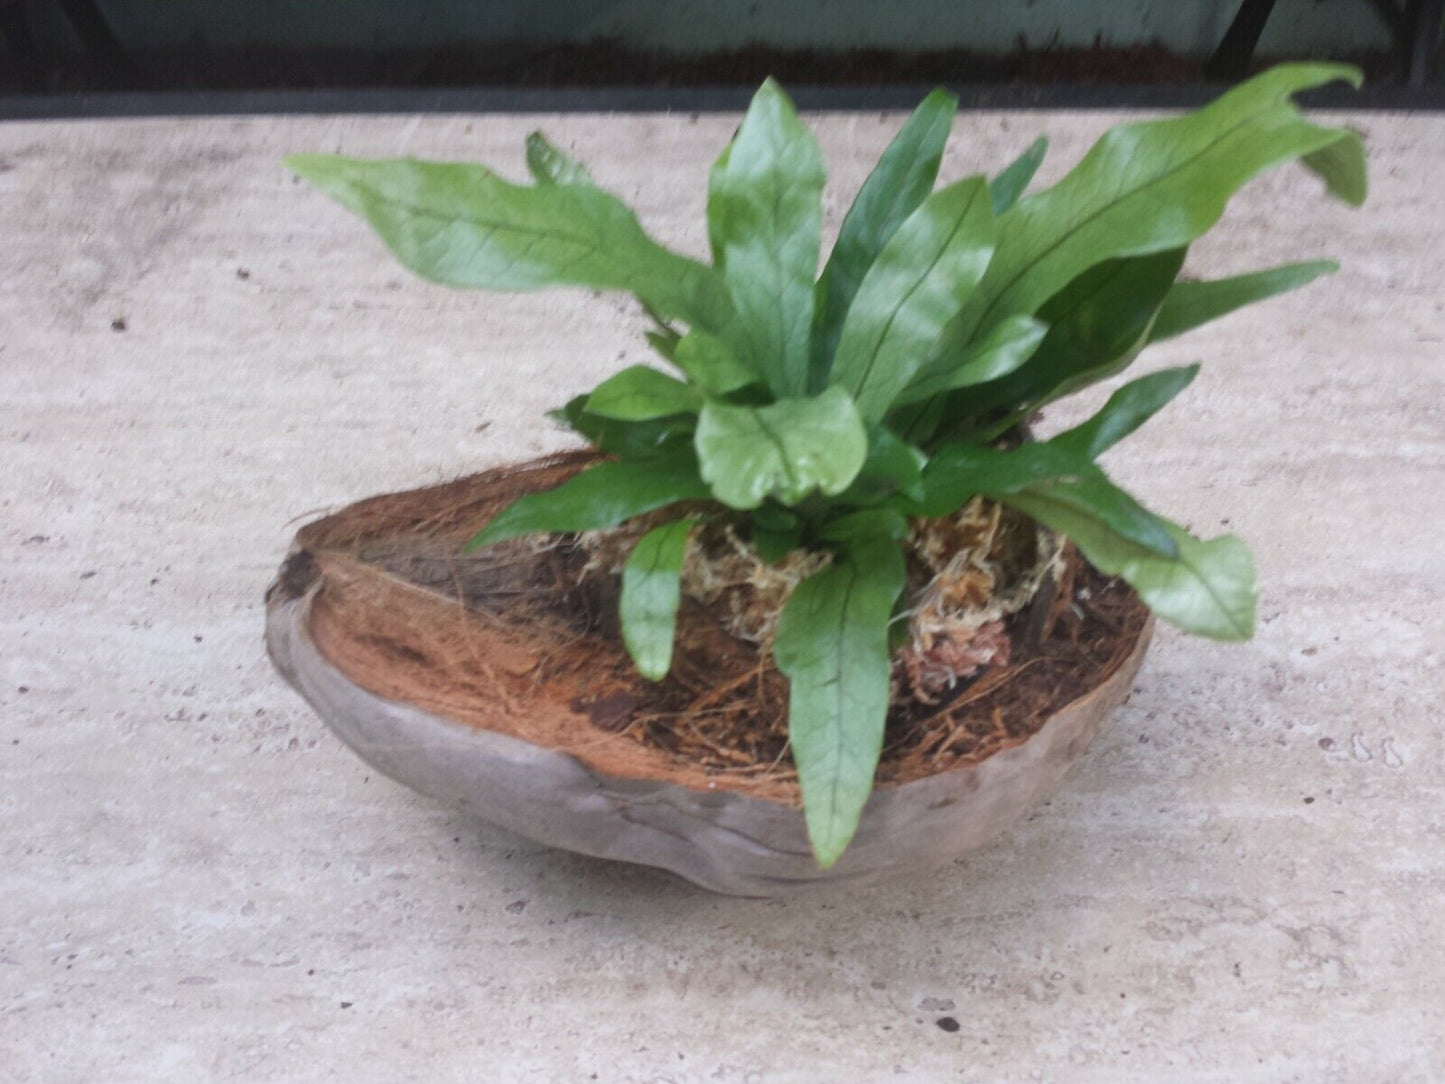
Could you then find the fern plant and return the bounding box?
[289,64,1366,866]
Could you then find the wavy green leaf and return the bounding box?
[467,453,709,549]
[942,64,1364,351]
[644,328,680,363]
[706,78,825,397]
[912,439,1252,637]
[954,248,1188,430]
[837,427,927,506]
[1052,365,1199,459]
[897,313,1048,406]
[750,503,803,562]
[586,365,701,421]
[916,441,1178,556]
[1005,493,1256,640]
[1149,259,1338,342]
[552,394,694,459]
[828,177,996,422]
[774,539,905,867]
[817,507,910,544]
[989,136,1048,215]
[286,154,736,336]
[620,518,695,680]
[812,88,957,382]
[695,387,868,509]
[671,330,758,396]
[753,527,803,564]
[524,132,596,187]
[887,393,949,447]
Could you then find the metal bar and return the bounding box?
[1408,0,1445,86]
[1204,0,1283,80]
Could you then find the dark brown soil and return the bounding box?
[283,454,1150,802]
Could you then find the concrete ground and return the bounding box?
[1,105,1441,1082]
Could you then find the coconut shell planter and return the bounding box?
[268,65,1365,895]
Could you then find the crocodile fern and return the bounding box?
[288,65,1366,867]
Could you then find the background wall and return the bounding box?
[51,0,1395,60]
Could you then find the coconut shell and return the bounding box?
[265,460,1154,896]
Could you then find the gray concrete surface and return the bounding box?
[1,107,1442,1082]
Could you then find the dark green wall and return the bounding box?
[75,1,1391,57]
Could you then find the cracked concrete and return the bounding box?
[2,107,1442,1082]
